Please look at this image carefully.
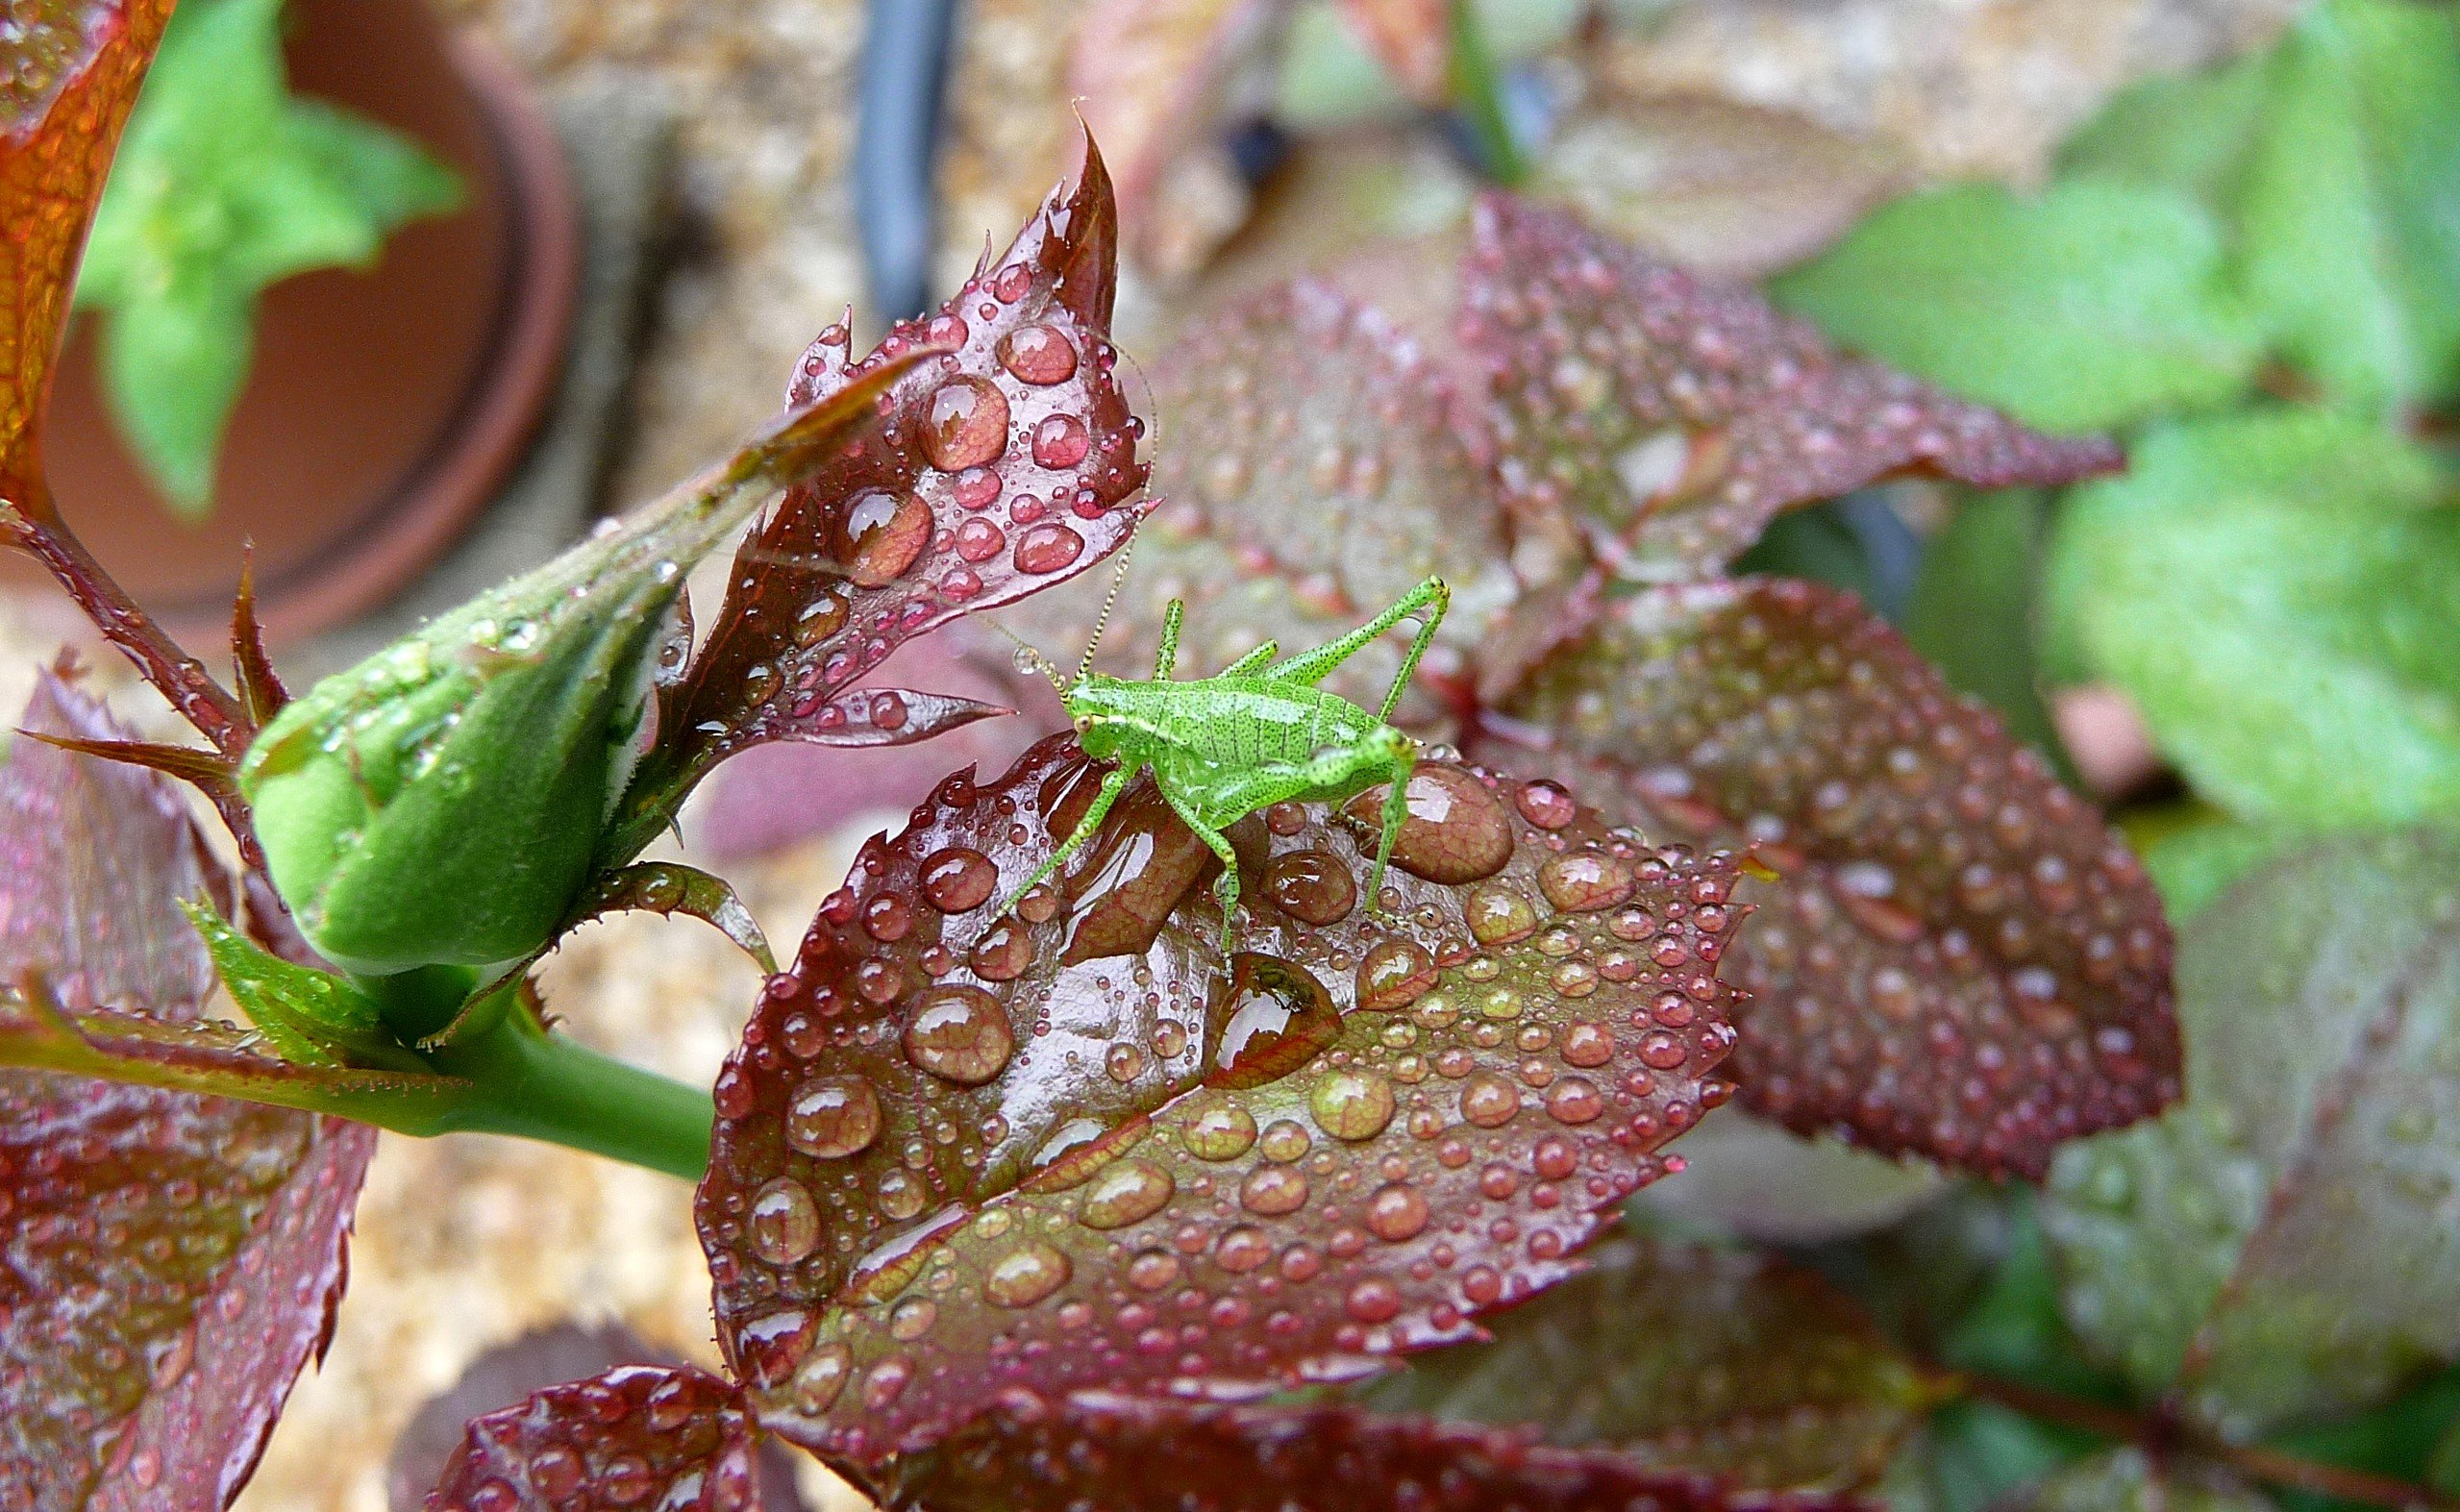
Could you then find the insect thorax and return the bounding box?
[1068,676,1388,768]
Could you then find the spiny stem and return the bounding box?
[1956,1372,2459,1511]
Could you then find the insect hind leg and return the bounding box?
[1263,577,1450,708]
[1156,783,1245,954]
[995,761,1135,920]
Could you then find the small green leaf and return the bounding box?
[1771,180,2263,433]
[2235,0,2460,411]
[178,898,422,1071]
[72,0,463,513]
[2044,407,2460,828]
[1905,489,2069,776]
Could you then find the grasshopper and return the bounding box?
[1001,567,1451,950]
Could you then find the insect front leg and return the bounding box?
[1261,577,1450,706]
[1155,782,1246,954]
[996,759,1137,919]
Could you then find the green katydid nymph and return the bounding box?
[998,557,1451,951]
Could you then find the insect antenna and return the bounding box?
[985,619,1070,694]
[1075,529,1138,684]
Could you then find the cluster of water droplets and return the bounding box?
[699,732,1744,1460]
[429,1366,755,1512]
[1504,576,2176,1176]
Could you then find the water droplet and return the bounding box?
[739,1308,816,1386]
[1310,1070,1397,1140]
[787,1075,882,1158]
[1216,1225,1272,1272]
[1545,1078,1603,1124]
[1031,413,1092,469]
[954,466,1003,509]
[1013,522,1086,574]
[836,488,932,584]
[1079,1159,1176,1228]
[1106,1041,1147,1081]
[1239,1164,1309,1216]
[956,517,1006,562]
[998,324,1078,384]
[1538,850,1634,913]
[970,918,1035,980]
[1466,884,1539,946]
[991,262,1034,303]
[920,847,997,912]
[984,1241,1072,1306]
[1345,1277,1403,1323]
[1460,1072,1522,1128]
[1561,1023,1613,1068]
[904,985,1014,1084]
[876,1168,928,1221]
[889,1297,938,1340]
[1344,765,1513,884]
[863,891,914,941]
[1260,1119,1313,1161]
[748,1177,822,1265]
[1263,849,1357,924]
[1514,780,1578,830]
[1366,1181,1429,1241]
[1357,938,1438,1010]
[924,377,1009,470]
[1184,1105,1258,1160]
[1206,953,1340,1089]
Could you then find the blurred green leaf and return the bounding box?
[2056,53,2270,208]
[2234,0,2460,412]
[2027,1450,2276,1512]
[2265,1365,2460,1512]
[73,0,460,515]
[1938,1191,2131,1406]
[2137,817,2307,926]
[1899,1401,2100,1512]
[2044,831,2460,1439]
[1770,180,2262,433]
[2043,408,2459,828]
[1905,489,2069,775]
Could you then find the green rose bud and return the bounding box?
[238,362,916,975]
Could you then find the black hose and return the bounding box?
[855,0,960,323]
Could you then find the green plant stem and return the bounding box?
[1447,0,1528,186]
[1959,1372,2459,1511]
[419,1001,713,1179]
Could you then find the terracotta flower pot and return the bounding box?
[25,0,579,647]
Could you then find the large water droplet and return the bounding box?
[1078,1158,1176,1228]
[1183,1104,1258,1160]
[787,1075,882,1158]
[1365,1181,1429,1241]
[748,1177,822,1265]
[1310,1069,1396,1141]
[1357,938,1438,1010]
[904,985,1015,1084]
[924,377,1009,471]
[920,846,997,912]
[1206,953,1340,1090]
[1466,884,1539,946]
[998,323,1078,384]
[1263,848,1356,924]
[1013,522,1087,575]
[792,1344,853,1414]
[1459,1072,1522,1128]
[983,1241,1072,1307]
[1538,850,1634,913]
[1239,1164,1309,1216]
[1344,765,1513,884]
[1031,413,1092,469]
[970,918,1035,980]
[835,488,931,585]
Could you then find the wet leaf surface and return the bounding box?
[573,863,779,976]
[1488,577,2178,1177]
[0,670,375,1510]
[1463,195,2122,579]
[895,1392,1876,1512]
[1000,275,1516,722]
[426,1366,763,1512]
[698,732,1743,1461]
[647,150,1149,828]
[1364,1232,1940,1491]
[2045,830,2460,1439]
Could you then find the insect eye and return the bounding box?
[1072,714,1094,735]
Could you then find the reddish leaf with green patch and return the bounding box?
[426,1366,764,1512]
[699,732,1742,1462]
[1462,194,2122,579]
[1482,577,2178,1177]
[642,149,1150,832]
[893,1392,1876,1512]
[1364,1232,1942,1491]
[0,670,374,1510]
